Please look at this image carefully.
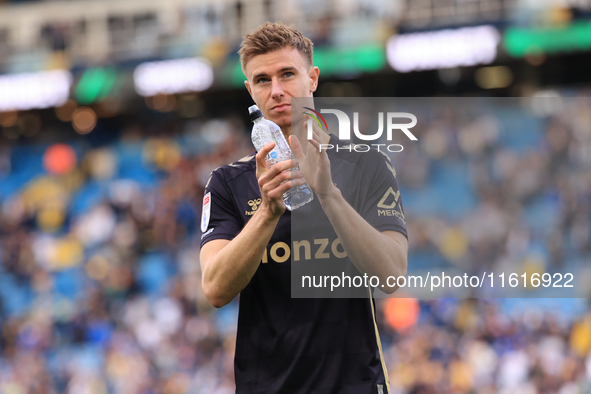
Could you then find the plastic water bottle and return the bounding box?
[249,105,314,210]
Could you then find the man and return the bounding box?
[199,22,408,393]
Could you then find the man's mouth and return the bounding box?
[271,104,290,112]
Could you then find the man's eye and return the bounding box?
[257,78,269,84]
[284,72,294,78]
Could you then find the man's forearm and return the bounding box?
[202,208,280,307]
[318,186,408,287]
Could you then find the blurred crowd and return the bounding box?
[0,117,252,394]
[382,298,591,394]
[1,97,591,393]
[396,98,591,283]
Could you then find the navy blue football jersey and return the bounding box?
[200,134,407,394]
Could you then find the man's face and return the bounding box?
[244,47,319,130]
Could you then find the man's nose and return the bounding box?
[271,78,284,100]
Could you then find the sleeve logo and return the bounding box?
[377,187,400,209]
[201,192,211,232]
[377,187,405,224]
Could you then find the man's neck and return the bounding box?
[281,125,291,139]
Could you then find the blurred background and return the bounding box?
[1,0,591,393]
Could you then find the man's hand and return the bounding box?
[256,141,305,217]
[289,117,337,201]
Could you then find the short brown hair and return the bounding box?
[239,22,314,73]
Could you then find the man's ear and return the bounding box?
[309,66,320,93]
[245,80,254,99]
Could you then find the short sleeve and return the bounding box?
[199,169,243,247]
[360,153,408,238]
